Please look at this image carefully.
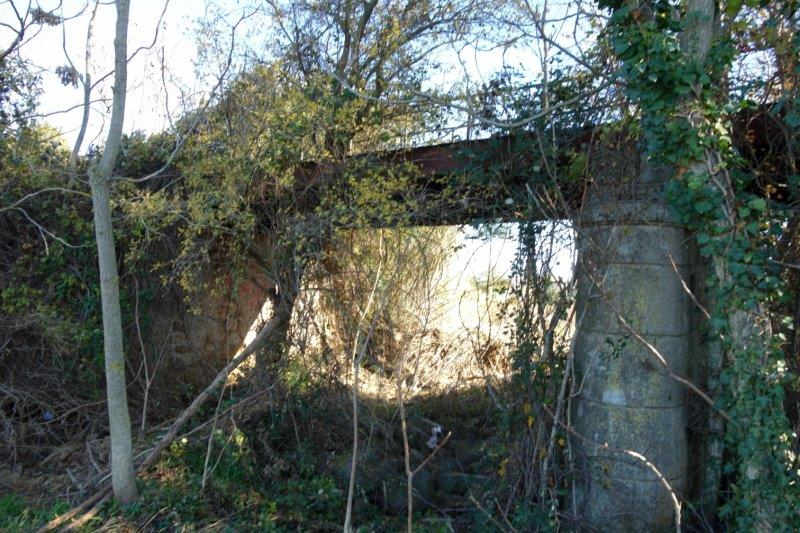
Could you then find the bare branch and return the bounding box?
[0,187,91,214]
[543,405,682,533]
[4,206,86,249]
[117,7,258,183]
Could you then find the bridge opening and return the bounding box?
[235,221,575,399]
[232,221,578,523]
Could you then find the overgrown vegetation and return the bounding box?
[2,0,800,531]
[602,0,800,528]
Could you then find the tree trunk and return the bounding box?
[89,0,136,504]
[680,3,780,529]
[677,0,725,520]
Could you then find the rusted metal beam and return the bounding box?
[278,107,795,228]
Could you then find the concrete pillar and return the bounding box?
[572,168,689,531]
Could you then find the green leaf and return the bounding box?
[726,0,743,17]
[614,40,630,55]
[695,200,713,214]
[747,197,766,212]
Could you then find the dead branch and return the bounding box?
[37,314,282,532]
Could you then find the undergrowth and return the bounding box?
[1,381,550,532]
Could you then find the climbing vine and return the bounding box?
[602,0,800,528]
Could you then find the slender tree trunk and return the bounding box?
[681,3,778,529]
[89,0,137,504]
[677,0,725,519]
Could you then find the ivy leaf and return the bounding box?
[687,175,704,190]
[695,200,713,214]
[747,197,766,212]
[726,0,743,17]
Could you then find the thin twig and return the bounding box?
[468,492,516,533]
[344,232,384,533]
[668,252,710,320]
[0,188,91,213]
[412,430,452,475]
[613,309,731,424]
[584,268,732,424]
[543,404,682,532]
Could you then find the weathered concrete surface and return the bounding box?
[572,171,689,531]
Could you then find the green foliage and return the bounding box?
[0,129,109,404]
[111,427,347,531]
[0,493,70,533]
[0,129,174,464]
[0,57,40,132]
[604,0,800,527]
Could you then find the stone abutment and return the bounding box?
[572,163,690,531]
